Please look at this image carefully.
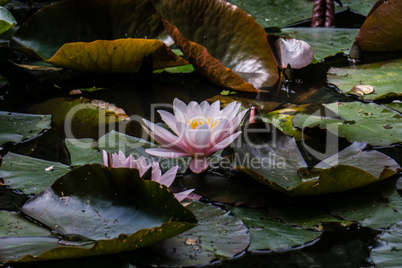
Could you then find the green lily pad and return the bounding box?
[226,0,344,28]
[340,0,380,16]
[280,28,360,61]
[228,206,321,251]
[126,201,249,267]
[325,178,402,229]
[0,111,51,146]
[1,164,196,264]
[292,102,402,146]
[386,102,402,113]
[65,138,103,167]
[356,0,402,52]
[370,221,402,267]
[153,0,279,91]
[0,6,16,34]
[0,210,51,237]
[0,152,72,194]
[234,126,399,195]
[10,0,186,72]
[327,59,402,100]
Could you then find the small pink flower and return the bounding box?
[142,98,247,173]
[103,150,193,202]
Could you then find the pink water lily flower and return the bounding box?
[142,98,248,173]
[103,150,193,202]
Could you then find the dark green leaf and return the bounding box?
[0,111,51,146]
[126,201,249,266]
[0,6,16,34]
[0,152,71,194]
[228,206,321,251]
[370,221,402,268]
[0,211,51,237]
[292,102,402,146]
[327,59,402,101]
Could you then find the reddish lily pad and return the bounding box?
[355,0,402,52]
[153,0,279,91]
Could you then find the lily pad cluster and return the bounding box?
[0,0,401,267]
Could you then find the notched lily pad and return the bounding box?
[153,0,279,91]
[370,221,402,267]
[4,164,196,263]
[0,111,51,146]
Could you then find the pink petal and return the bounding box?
[103,150,109,167]
[146,148,190,158]
[158,110,178,133]
[174,189,195,202]
[207,131,242,155]
[189,157,209,173]
[192,124,211,153]
[155,166,178,187]
[173,98,187,122]
[142,119,189,153]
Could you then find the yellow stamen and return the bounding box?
[187,116,217,129]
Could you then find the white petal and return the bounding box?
[193,124,211,153]
[221,101,238,118]
[200,100,210,114]
[186,101,202,121]
[146,148,190,158]
[205,100,220,118]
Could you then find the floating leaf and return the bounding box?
[153,0,279,91]
[326,178,402,229]
[10,0,186,72]
[0,111,51,146]
[234,126,399,195]
[226,0,344,28]
[371,221,402,267]
[0,211,51,237]
[0,6,16,34]
[46,39,188,73]
[340,0,380,16]
[327,59,402,100]
[267,34,314,69]
[126,201,249,267]
[2,164,196,264]
[356,0,402,52]
[281,28,360,61]
[228,206,321,251]
[0,152,71,194]
[27,97,129,139]
[292,102,402,146]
